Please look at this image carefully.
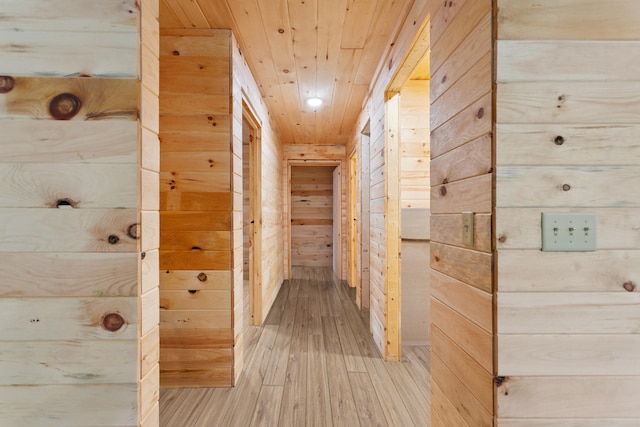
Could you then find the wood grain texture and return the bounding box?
[496,124,640,166]
[0,163,137,208]
[0,208,138,252]
[0,340,136,385]
[497,0,640,40]
[0,384,137,426]
[0,120,137,163]
[431,174,492,214]
[0,297,137,341]
[0,252,137,297]
[497,41,640,82]
[498,334,640,376]
[431,270,492,333]
[498,292,640,334]
[0,77,137,120]
[497,249,640,292]
[497,81,640,125]
[497,166,640,208]
[431,298,493,373]
[432,326,493,412]
[430,242,492,293]
[497,376,640,418]
[431,353,492,427]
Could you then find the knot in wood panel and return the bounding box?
[52,198,77,208]
[197,273,208,282]
[623,281,637,292]
[439,186,447,196]
[49,93,82,120]
[0,76,16,93]
[127,223,140,240]
[108,234,120,245]
[102,313,125,332]
[476,107,485,119]
[562,184,571,191]
[554,135,565,145]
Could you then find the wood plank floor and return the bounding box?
[159,266,431,426]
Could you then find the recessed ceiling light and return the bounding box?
[307,97,323,107]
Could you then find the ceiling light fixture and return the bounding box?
[307,97,323,107]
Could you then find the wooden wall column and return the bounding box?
[159,29,235,387]
[0,1,160,425]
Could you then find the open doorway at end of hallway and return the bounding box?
[289,165,336,271]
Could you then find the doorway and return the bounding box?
[286,161,344,281]
[385,18,432,353]
[289,165,335,269]
[242,104,262,326]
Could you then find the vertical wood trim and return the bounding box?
[361,130,371,310]
[349,150,358,288]
[385,93,402,361]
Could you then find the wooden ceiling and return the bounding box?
[159,0,416,145]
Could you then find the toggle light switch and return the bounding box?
[541,212,597,252]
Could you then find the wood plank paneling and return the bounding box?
[400,80,430,209]
[496,1,640,424]
[428,0,495,425]
[159,29,233,388]
[0,1,157,424]
[497,0,640,41]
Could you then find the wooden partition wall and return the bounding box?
[0,0,160,425]
[495,1,640,424]
[159,29,235,387]
[428,1,494,425]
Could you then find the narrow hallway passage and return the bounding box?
[159,267,430,426]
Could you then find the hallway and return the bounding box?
[159,267,430,426]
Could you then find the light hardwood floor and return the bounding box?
[159,266,430,426]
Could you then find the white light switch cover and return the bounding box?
[541,212,597,252]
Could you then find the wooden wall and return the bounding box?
[0,0,159,425]
[231,33,285,363]
[428,1,494,426]
[158,25,284,387]
[159,29,234,387]
[495,1,640,424]
[290,166,334,267]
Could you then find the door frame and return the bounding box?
[348,149,359,291]
[242,101,262,326]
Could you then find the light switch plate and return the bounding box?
[541,212,597,252]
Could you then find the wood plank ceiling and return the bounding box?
[159,0,415,145]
